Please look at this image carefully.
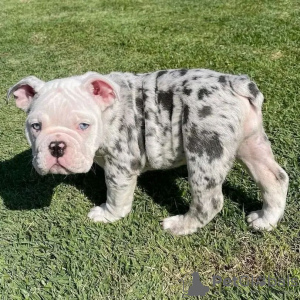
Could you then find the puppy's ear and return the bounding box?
[7,76,45,112]
[82,72,120,111]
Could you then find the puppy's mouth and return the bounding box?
[49,161,73,175]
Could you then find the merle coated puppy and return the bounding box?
[8,69,289,235]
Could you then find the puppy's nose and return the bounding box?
[49,141,66,158]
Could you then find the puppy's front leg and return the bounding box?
[88,161,137,223]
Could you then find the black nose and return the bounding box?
[49,141,66,158]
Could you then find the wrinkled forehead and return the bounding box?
[38,77,83,99]
[31,78,96,113]
[42,77,82,90]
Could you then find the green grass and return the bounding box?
[0,0,299,298]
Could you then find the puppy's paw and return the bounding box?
[162,215,198,235]
[88,204,119,223]
[247,210,278,231]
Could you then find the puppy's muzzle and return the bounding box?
[49,141,66,158]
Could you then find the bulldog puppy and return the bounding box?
[7,69,289,235]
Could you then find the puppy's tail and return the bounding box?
[230,75,264,109]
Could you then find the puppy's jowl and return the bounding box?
[8,69,289,235]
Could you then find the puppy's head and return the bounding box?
[8,72,120,175]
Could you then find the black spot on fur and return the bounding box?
[198,166,205,173]
[212,197,220,210]
[198,88,212,100]
[198,106,212,118]
[146,132,153,137]
[106,156,113,165]
[158,90,173,120]
[179,69,188,76]
[115,141,122,153]
[228,124,235,133]
[155,115,159,125]
[106,173,117,185]
[118,164,131,175]
[239,76,248,81]
[186,125,223,162]
[157,70,168,78]
[186,125,200,153]
[163,126,170,136]
[119,123,125,132]
[134,115,139,126]
[145,111,150,120]
[248,82,259,98]
[192,76,202,81]
[136,96,144,115]
[183,105,189,125]
[195,203,203,213]
[183,85,192,96]
[218,75,226,84]
[278,171,287,181]
[131,159,141,171]
[127,126,133,140]
[206,178,217,189]
[200,211,208,220]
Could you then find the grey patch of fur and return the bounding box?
[212,197,221,210]
[198,106,212,119]
[248,82,259,98]
[183,85,192,96]
[131,159,141,171]
[157,70,168,78]
[198,88,212,100]
[179,69,188,76]
[228,124,235,133]
[218,75,226,84]
[206,178,217,189]
[278,171,287,181]
[187,125,223,162]
[183,105,189,125]
[157,90,173,119]
[115,141,122,153]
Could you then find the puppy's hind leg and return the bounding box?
[162,155,231,235]
[237,131,289,231]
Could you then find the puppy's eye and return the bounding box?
[31,123,41,131]
[79,123,90,130]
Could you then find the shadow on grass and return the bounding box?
[222,181,262,213]
[0,149,106,210]
[138,166,262,216]
[1,149,261,214]
[0,149,53,209]
[138,166,190,215]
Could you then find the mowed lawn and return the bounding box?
[0,0,299,299]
